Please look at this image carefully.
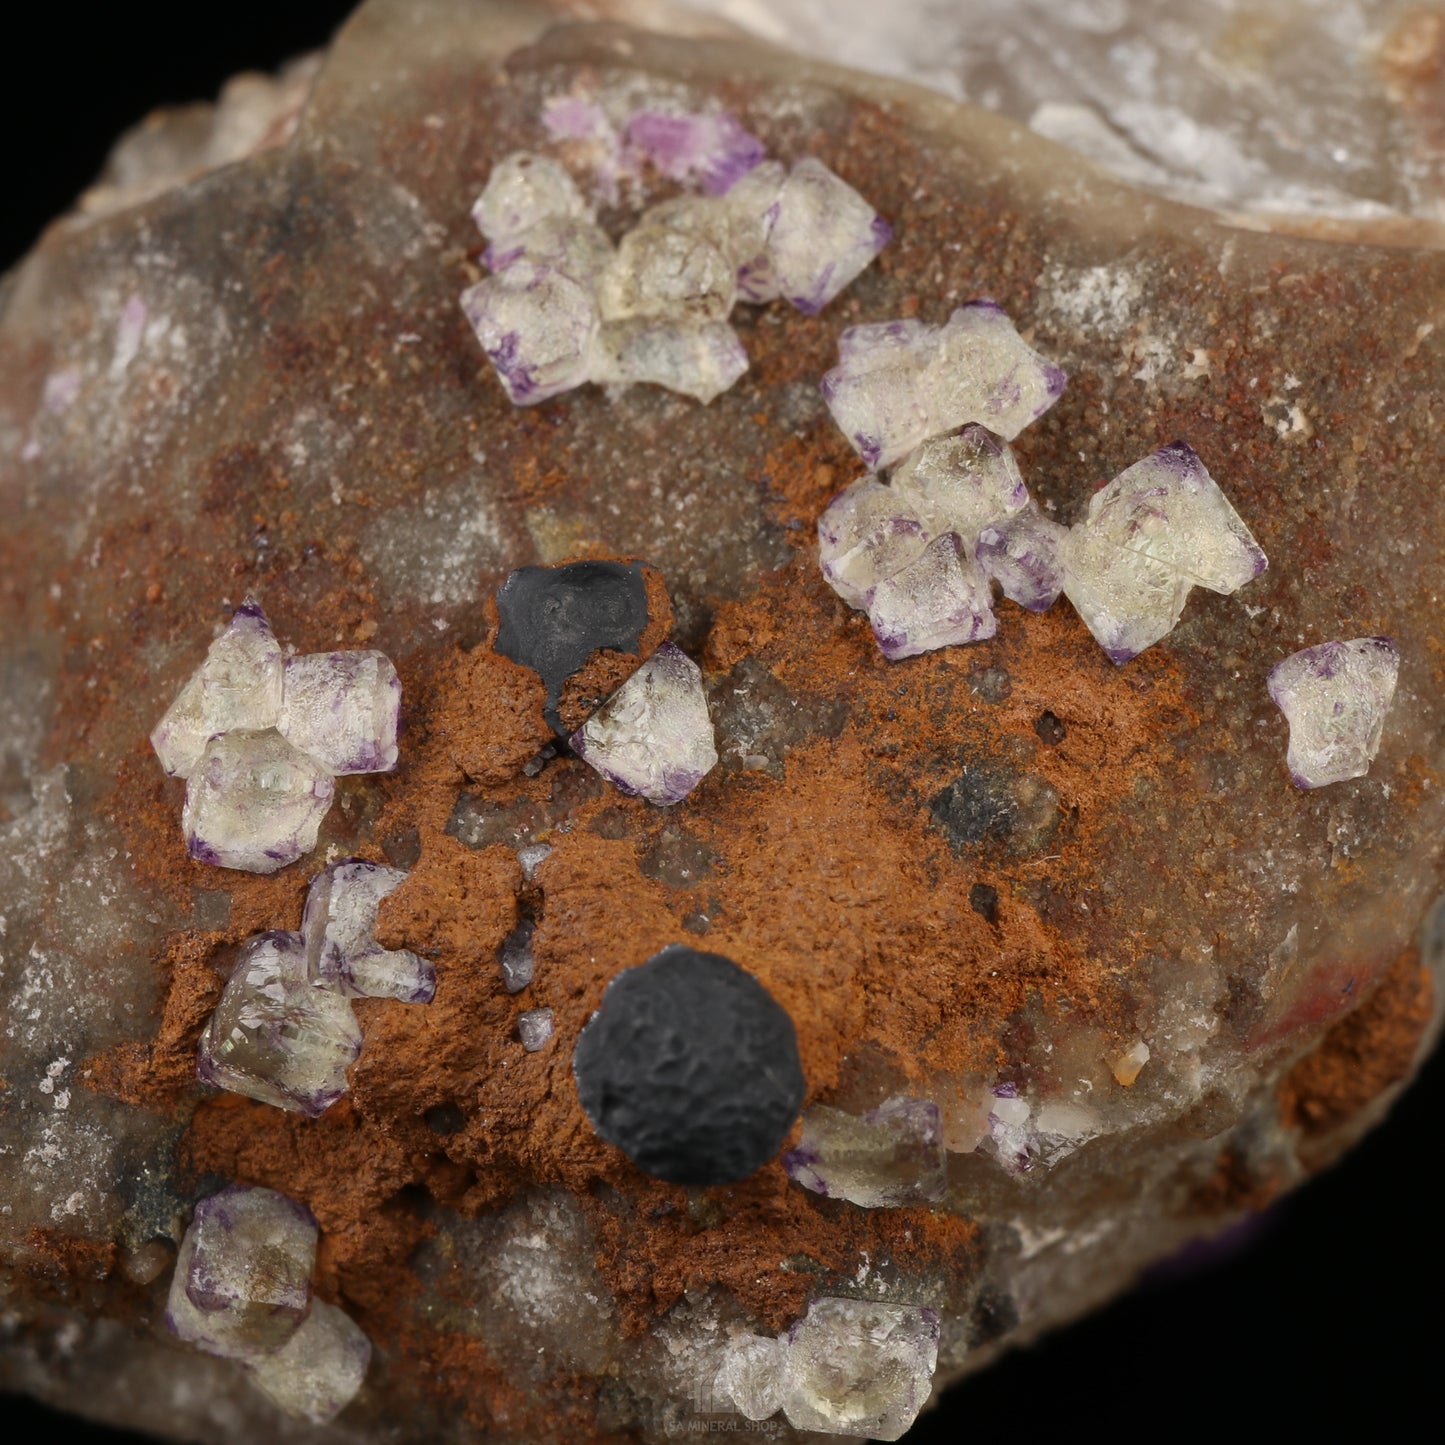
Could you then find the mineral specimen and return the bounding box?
[303,859,435,1003]
[867,533,997,660]
[197,932,363,1116]
[518,1006,555,1051]
[892,423,1030,540]
[976,506,1069,612]
[166,1185,318,1359]
[463,129,888,406]
[1061,442,1266,662]
[784,1096,947,1207]
[154,601,401,872]
[165,1184,370,1424]
[573,944,806,1184]
[822,302,1067,469]
[1267,637,1401,788]
[572,641,719,804]
[182,730,335,873]
[494,560,651,736]
[499,918,537,992]
[816,477,933,611]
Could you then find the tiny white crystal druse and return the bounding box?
[714,1296,940,1440]
[199,862,431,1115]
[572,641,719,805]
[1267,636,1400,789]
[166,1184,371,1424]
[152,599,401,873]
[461,110,890,407]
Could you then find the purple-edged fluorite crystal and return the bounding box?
[783,1297,940,1441]
[597,222,738,323]
[1061,442,1266,663]
[816,478,932,610]
[182,730,334,874]
[572,642,718,806]
[976,506,1069,612]
[150,599,283,779]
[1267,637,1400,789]
[783,1095,947,1207]
[821,302,1066,469]
[470,152,589,245]
[246,1299,373,1425]
[624,109,766,195]
[165,1185,318,1359]
[197,931,362,1116]
[303,860,435,1004]
[867,534,997,660]
[278,650,401,776]
[893,424,1029,539]
[592,317,749,404]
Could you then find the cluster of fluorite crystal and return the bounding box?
[714,1296,940,1440]
[817,299,1272,661]
[166,1184,371,1424]
[784,1096,947,1207]
[198,861,430,1116]
[461,114,889,406]
[151,600,401,873]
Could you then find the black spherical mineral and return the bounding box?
[573,945,806,1185]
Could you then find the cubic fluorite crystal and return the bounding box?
[597,223,738,323]
[572,642,718,805]
[572,944,805,1184]
[892,423,1029,540]
[1267,637,1401,789]
[197,932,363,1116]
[976,506,1069,612]
[499,918,537,993]
[625,109,766,194]
[822,302,1066,468]
[303,860,435,1003]
[867,533,996,660]
[471,152,590,247]
[592,317,749,404]
[781,1298,940,1441]
[783,1096,947,1208]
[816,478,933,611]
[1061,442,1266,662]
[246,1299,373,1425]
[165,1185,318,1359]
[150,600,283,779]
[278,651,401,776]
[182,730,335,873]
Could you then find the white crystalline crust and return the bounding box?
[463,139,888,406]
[573,642,719,805]
[1267,636,1400,788]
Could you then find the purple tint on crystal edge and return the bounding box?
[187,836,224,867]
[1157,438,1201,469]
[869,214,894,252]
[856,435,883,469]
[992,1081,1018,1099]
[963,296,1005,314]
[1044,363,1068,399]
[234,597,269,624]
[1104,644,1139,666]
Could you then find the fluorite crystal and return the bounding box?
[197,932,363,1116]
[592,317,749,404]
[303,860,435,1003]
[597,223,738,323]
[471,152,590,247]
[822,303,1066,469]
[517,1006,555,1051]
[277,650,402,775]
[892,424,1030,540]
[976,506,1069,612]
[182,730,334,873]
[782,1297,940,1441]
[625,109,766,195]
[867,533,997,660]
[572,642,718,806]
[499,918,537,993]
[150,600,283,779]
[1061,443,1265,662]
[573,945,805,1184]
[714,1334,789,1423]
[246,1299,373,1425]
[816,478,933,611]
[1267,637,1401,788]
[784,1096,947,1207]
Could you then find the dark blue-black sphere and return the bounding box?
[573,945,806,1185]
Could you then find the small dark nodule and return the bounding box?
[1034,710,1067,746]
[969,883,1000,924]
[423,1102,465,1136]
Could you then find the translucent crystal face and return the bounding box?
[182,730,334,874]
[715,1335,788,1422]
[484,214,614,288]
[1085,441,1267,593]
[470,152,589,244]
[782,1298,940,1441]
[976,506,1069,612]
[303,860,434,1003]
[1267,637,1400,788]
[867,534,997,660]
[721,159,786,302]
[246,1298,373,1425]
[1059,527,1194,663]
[891,423,1030,541]
[517,1006,555,1051]
[784,1096,947,1208]
[765,157,892,315]
[819,321,935,470]
[499,918,536,993]
[150,600,283,779]
[197,932,362,1115]
[460,266,600,406]
[596,224,738,323]
[168,1185,318,1358]
[572,642,719,806]
[592,318,749,404]
[816,478,933,610]
[278,650,401,776]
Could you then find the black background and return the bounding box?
[2,5,1440,1440]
